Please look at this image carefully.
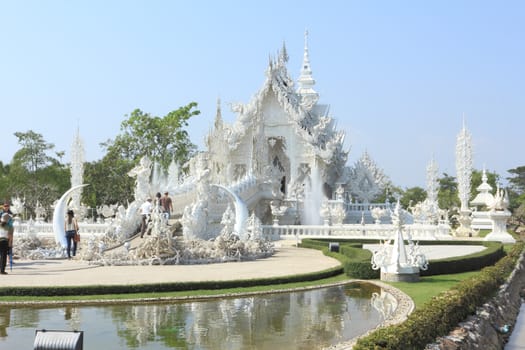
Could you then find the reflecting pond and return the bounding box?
[0,282,396,349]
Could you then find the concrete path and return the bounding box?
[0,240,341,287]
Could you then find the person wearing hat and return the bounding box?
[64,210,79,259]
[0,213,11,274]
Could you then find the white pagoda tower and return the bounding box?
[470,168,494,230]
[455,120,475,236]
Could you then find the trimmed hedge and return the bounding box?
[0,265,343,297]
[421,241,504,276]
[301,238,505,279]
[352,242,524,350]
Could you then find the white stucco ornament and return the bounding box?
[371,201,428,282]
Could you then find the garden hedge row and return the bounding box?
[0,265,343,297]
[352,241,524,350]
[300,238,505,279]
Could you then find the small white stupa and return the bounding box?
[371,201,428,282]
[470,168,494,230]
[484,186,515,244]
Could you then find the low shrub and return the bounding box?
[301,238,505,279]
[352,242,524,350]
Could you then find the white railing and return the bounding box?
[262,223,451,241]
[14,222,110,235]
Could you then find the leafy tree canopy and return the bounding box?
[85,103,200,207]
[104,103,200,170]
[507,166,525,195]
[400,186,427,209]
[4,131,69,218]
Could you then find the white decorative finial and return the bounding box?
[304,29,309,48]
[297,29,319,107]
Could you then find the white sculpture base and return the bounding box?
[484,210,515,244]
[381,271,420,282]
[471,211,493,230]
[380,265,420,282]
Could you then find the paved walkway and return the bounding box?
[0,240,341,288]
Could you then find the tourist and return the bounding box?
[155,192,162,207]
[64,210,79,259]
[139,198,152,238]
[0,202,14,265]
[160,191,173,223]
[0,213,11,274]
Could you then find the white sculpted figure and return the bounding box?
[128,156,152,202]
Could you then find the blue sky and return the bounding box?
[1,1,523,188]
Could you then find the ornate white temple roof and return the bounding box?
[211,39,346,168]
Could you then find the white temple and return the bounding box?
[13,33,459,264]
[167,32,392,234]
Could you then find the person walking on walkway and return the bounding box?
[64,210,79,259]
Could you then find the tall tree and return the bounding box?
[82,155,135,210]
[507,166,525,195]
[7,131,69,219]
[106,103,200,170]
[400,186,427,209]
[437,173,460,210]
[13,130,62,172]
[84,103,200,208]
[507,166,525,218]
[470,169,499,202]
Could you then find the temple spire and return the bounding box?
[297,30,319,107]
[214,97,223,130]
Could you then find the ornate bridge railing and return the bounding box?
[261,223,451,241]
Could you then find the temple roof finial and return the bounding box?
[214,97,223,130]
[297,29,319,106]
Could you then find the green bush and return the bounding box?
[0,265,344,297]
[352,242,524,350]
[301,238,505,279]
[421,241,505,276]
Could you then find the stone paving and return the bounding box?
[0,240,340,288]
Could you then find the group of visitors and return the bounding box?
[139,191,173,237]
[0,190,174,267]
[0,202,14,275]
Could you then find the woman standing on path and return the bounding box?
[64,210,79,259]
[0,213,11,274]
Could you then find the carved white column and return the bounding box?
[455,121,474,236]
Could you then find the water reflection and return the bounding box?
[0,282,395,349]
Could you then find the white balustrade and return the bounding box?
[262,223,450,241]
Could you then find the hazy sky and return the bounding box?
[1,1,523,188]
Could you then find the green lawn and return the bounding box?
[385,270,481,307]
